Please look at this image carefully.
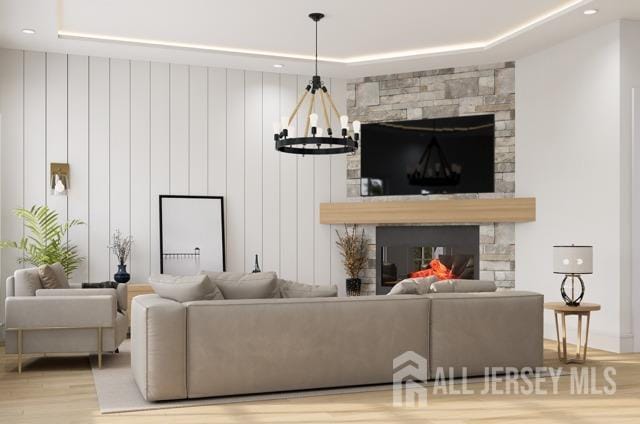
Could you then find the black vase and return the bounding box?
[346,278,361,296]
[114,263,130,284]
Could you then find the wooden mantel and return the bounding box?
[319,197,536,225]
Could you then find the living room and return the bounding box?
[1,0,640,422]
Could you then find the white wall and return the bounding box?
[516,21,637,352]
[0,49,348,307]
[622,20,640,352]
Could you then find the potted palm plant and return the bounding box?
[0,205,84,278]
[335,224,369,296]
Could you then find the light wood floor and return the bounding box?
[2,340,640,424]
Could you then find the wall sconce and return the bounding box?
[50,163,69,196]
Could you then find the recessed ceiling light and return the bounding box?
[22,28,36,35]
[273,64,284,68]
[583,9,598,15]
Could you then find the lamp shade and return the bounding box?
[553,245,593,274]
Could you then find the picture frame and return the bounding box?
[159,195,226,274]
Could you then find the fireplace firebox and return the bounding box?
[376,226,480,295]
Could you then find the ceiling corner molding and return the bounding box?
[484,0,592,48]
[56,0,593,66]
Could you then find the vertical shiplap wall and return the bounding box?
[0,48,348,292]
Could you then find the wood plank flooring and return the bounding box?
[1,340,640,423]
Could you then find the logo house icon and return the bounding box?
[393,350,429,407]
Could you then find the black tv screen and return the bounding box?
[360,115,495,196]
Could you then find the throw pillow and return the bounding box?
[203,271,278,299]
[387,279,419,295]
[428,280,455,293]
[13,268,44,296]
[149,274,224,302]
[412,275,439,294]
[448,279,497,293]
[277,279,338,298]
[387,276,439,295]
[38,263,69,289]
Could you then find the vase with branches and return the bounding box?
[108,229,133,283]
[0,205,85,278]
[335,224,369,296]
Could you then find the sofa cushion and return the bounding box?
[277,279,338,298]
[38,263,69,289]
[149,274,224,302]
[203,271,278,299]
[13,268,43,296]
[387,276,438,295]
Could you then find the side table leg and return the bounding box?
[583,312,591,362]
[561,312,568,362]
[576,313,583,360]
[554,311,562,361]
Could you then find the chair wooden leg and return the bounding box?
[97,327,103,369]
[17,329,23,374]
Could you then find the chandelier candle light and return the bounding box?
[273,13,360,155]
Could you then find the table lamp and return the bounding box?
[553,245,593,306]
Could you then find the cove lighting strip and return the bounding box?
[57,0,590,65]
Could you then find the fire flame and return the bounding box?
[409,259,455,280]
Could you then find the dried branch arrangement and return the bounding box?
[109,229,133,265]
[335,224,369,279]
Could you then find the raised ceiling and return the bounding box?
[0,0,639,77]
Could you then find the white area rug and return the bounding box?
[91,341,567,414]
[90,340,392,413]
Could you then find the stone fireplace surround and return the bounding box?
[345,62,516,295]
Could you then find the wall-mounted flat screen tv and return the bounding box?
[360,114,495,196]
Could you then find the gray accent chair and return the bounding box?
[4,268,128,372]
[131,290,543,401]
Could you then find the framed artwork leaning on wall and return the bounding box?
[159,195,225,275]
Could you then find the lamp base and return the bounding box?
[560,274,585,306]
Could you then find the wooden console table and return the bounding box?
[544,302,601,364]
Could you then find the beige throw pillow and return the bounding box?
[277,279,338,298]
[38,263,69,289]
[14,268,44,296]
[428,280,455,293]
[387,276,438,295]
[149,274,224,302]
[447,279,497,293]
[203,271,278,299]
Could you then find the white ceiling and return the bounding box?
[0,0,639,78]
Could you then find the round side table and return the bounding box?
[544,302,601,364]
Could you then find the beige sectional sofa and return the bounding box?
[131,290,543,401]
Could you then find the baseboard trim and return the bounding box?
[543,322,634,353]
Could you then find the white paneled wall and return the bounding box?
[0,48,348,292]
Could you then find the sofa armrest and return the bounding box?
[5,295,116,329]
[36,288,116,297]
[427,291,544,377]
[36,286,128,311]
[131,294,187,401]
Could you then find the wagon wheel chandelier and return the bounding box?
[273,13,360,155]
